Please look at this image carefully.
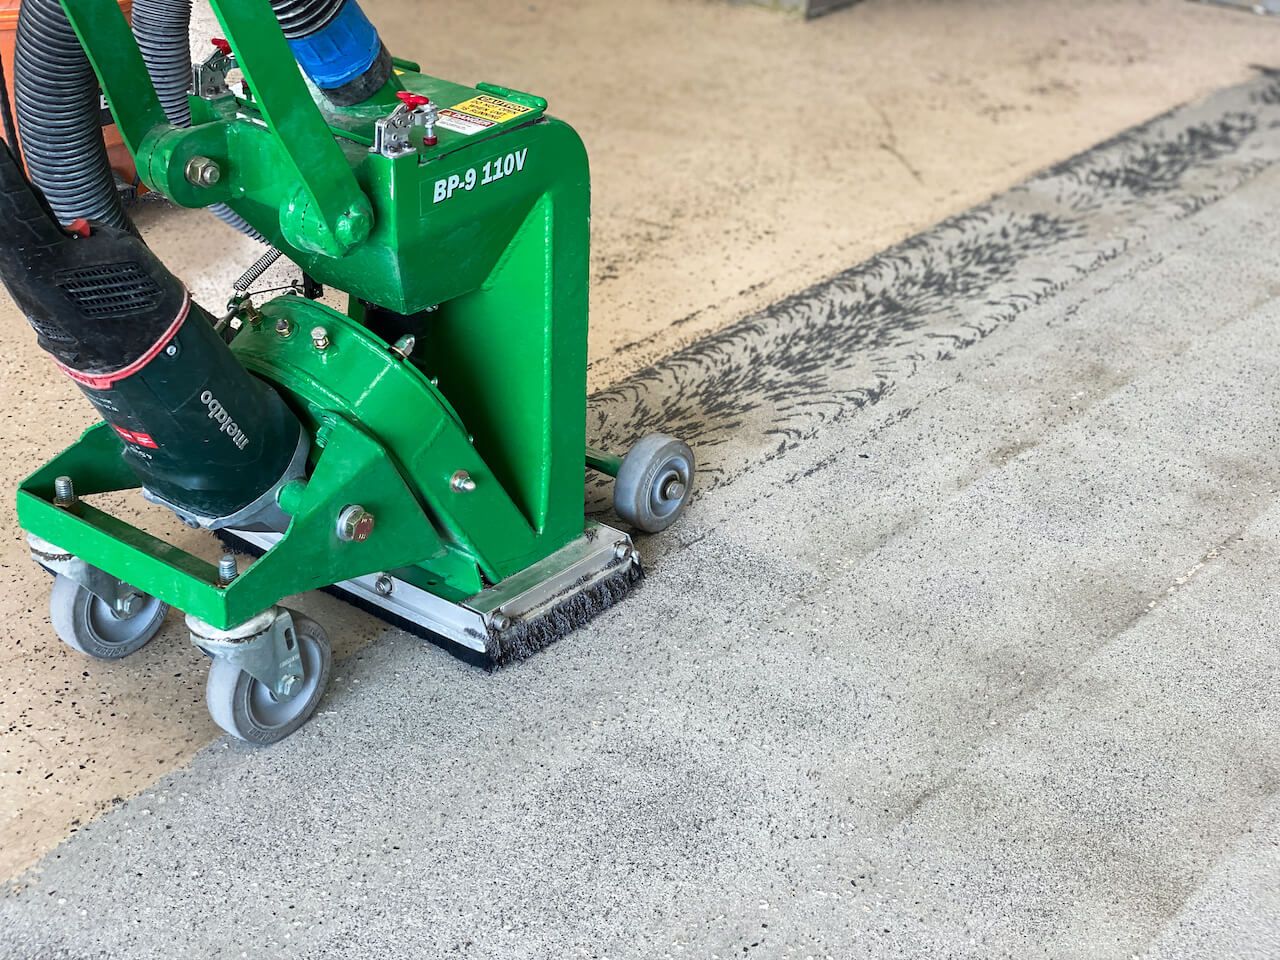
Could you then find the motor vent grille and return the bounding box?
[55,262,162,319]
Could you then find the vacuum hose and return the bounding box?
[0,141,306,530]
[131,0,265,241]
[12,0,131,231]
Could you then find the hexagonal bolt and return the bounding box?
[450,470,477,493]
[184,156,222,188]
[374,575,394,597]
[490,612,511,631]
[336,504,375,542]
[614,540,632,561]
[311,326,330,350]
[274,316,293,338]
[53,475,76,507]
[277,673,300,698]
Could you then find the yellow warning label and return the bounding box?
[447,95,532,125]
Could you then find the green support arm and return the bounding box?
[59,0,374,258]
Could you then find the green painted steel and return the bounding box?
[20,0,601,630]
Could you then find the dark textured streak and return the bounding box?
[586,75,1280,513]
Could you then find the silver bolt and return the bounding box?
[490,612,511,631]
[278,674,300,698]
[450,470,477,493]
[311,326,330,350]
[374,575,394,597]
[274,316,293,338]
[164,343,178,357]
[661,477,687,501]
[614,541,632,561]
[337,504,375,542]
[184,155,222,187]
[217,554,238,586]
[53,476,76,507]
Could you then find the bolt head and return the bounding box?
[311,326,330,349]
[277,674,299,697]
[374,575,394,597]
[337,505,375,542]
[490,612,511,631]
[450,470,477,493]
[274,317,293,338]
[614,541,632,561]
[661,477,687,502]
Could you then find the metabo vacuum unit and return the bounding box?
[1,0,695,743]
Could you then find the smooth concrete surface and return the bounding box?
[7,0,1280,881]
[2,64,1280,959]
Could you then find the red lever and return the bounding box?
[211,37,232,56]
[65,218,91,238]
[396,91,430,109]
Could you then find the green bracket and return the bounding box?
[18,418,442,629]
[205,0,373,255]
[60,0,373,258]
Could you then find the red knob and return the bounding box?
[396,91,430,109]
[211,37,232,55]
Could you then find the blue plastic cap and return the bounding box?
[287,0,382,90]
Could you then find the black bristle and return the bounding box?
[486,562,643,668]
[213,530,643,671]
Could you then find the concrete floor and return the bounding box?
[3,54,1280,959]
[2,0,1280,953]
[8,0,1279,882]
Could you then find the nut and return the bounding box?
[311,326,330,350]
[184,156,222,187]
[451,470,477,493]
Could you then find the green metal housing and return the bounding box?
[17,0,601,629]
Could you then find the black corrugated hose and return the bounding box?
[13,0,132,231]
[131,0,266,241]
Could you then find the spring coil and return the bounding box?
[233,248,284,293]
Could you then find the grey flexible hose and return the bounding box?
[131,0,266,242]
[13,0,132,231]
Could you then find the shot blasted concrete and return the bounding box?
[4,72,1280,958]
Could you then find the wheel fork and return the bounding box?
[186,607,306,702]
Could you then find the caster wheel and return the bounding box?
[205,611,332,745]
[614,433,695,533]
[49,573,168,660]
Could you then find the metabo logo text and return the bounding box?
[201,390,250,450]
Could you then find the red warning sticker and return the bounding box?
[112,424,159,449]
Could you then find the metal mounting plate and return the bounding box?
[228,522,638,654]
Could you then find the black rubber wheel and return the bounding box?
[49,573,168,660]
[614,433,695,533]
[205,611,331,745]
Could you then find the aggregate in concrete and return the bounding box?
[4,77,1280,959]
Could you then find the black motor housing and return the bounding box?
[0,143,305,527]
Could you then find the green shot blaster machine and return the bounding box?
[2,0,695,743]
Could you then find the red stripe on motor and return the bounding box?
[56,296,190,390]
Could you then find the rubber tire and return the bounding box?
[614,433,696,534]
[49,573,168,660]
[205,611,332,745]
